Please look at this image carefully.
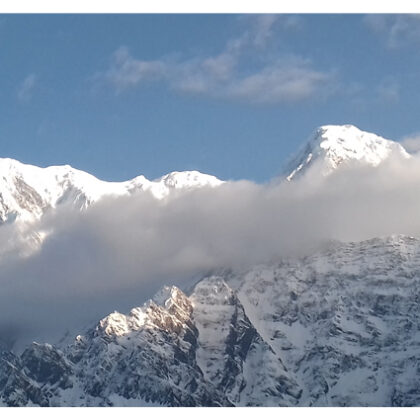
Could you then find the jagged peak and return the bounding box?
[97,311,131,337]
[94,285,193,339]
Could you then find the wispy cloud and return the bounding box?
[100,15,334,105]
[364,14,420,48]
[17,73,36,102]
[250,14,280,47]
[105,47,167,92]
[224,58,333,104]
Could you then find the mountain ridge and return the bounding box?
[0,124,409,225]
[0,157,223,224]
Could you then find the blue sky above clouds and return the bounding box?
[2,13,420,182]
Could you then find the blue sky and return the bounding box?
[2,14,420,182]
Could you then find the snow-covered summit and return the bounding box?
[285,124,410,180]
[154,171,222,189]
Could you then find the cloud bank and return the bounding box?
[400,133,420,154]
[2,151,420,347]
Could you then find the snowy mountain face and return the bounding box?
[285,125,410,180]
[2,124,420,406]
[229,235,420,406]
[0,279,300,407]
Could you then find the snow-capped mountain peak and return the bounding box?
[0,158,223,224]
[285,124,410,180]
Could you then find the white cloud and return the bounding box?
[105,47,167,91]
[100,15,334,105]
[226,59,333,104]
[103,47,333,104]
[17,73,36,102]
[400,133,420,153]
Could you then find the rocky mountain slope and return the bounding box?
[2,235,420,406]
[0,278,300,406]
[229,234,420,406]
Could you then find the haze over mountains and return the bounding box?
[2,124,420,406]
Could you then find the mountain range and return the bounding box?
[1,124,419,407]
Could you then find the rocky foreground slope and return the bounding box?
[2,234,420,406]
